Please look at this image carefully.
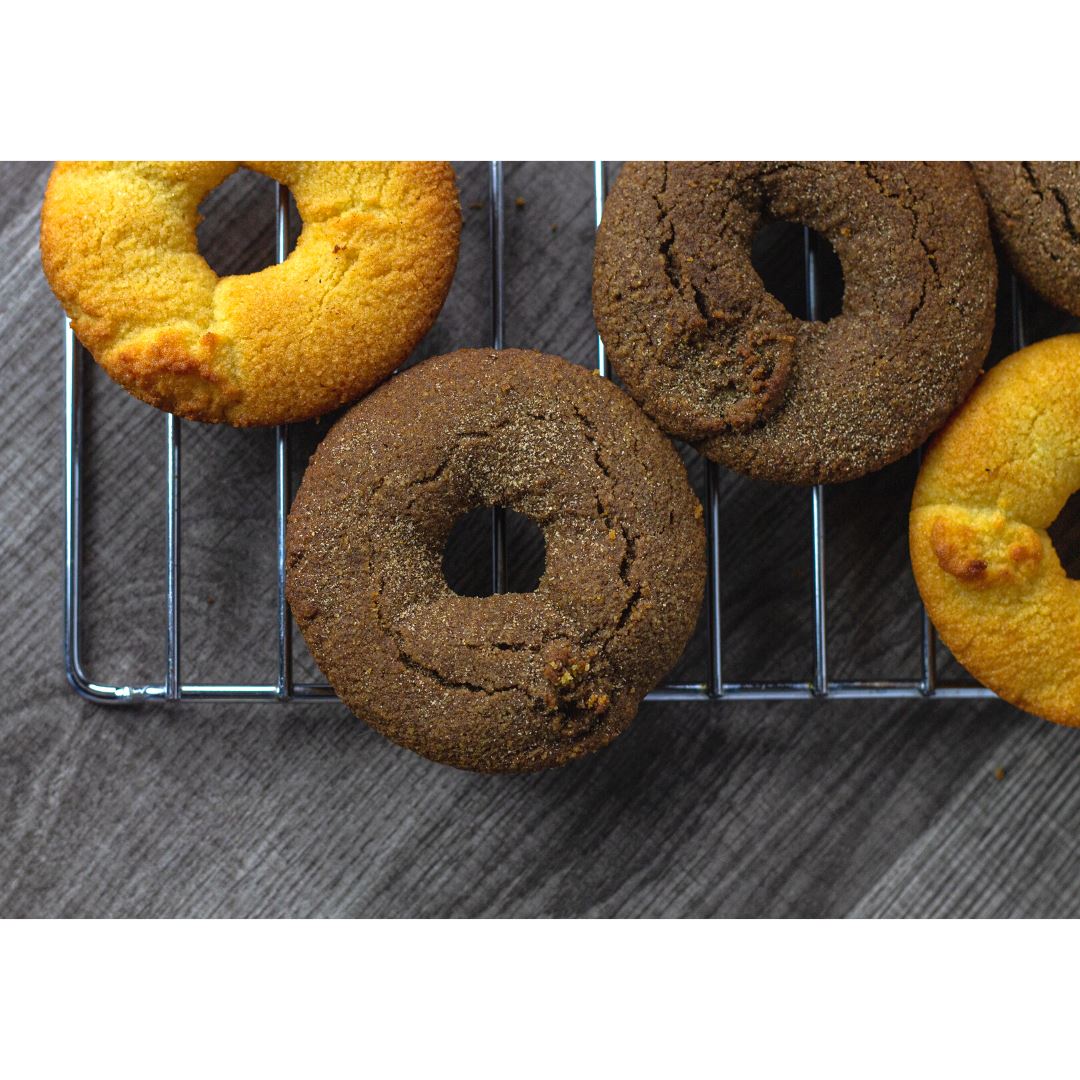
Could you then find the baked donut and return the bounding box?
[910,334,1080,727]
[286,348,706,772]
[40,161,460,425]
[593,162,998,484]
[971,161,1080,317]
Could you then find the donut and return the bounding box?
[40,161,461,425]
[910,334,1080,727]
[285,348,707,772]
[970,161,1080,317]
[593,162,998,484]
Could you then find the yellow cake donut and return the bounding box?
[40,161,461,425]
[910,334,1080,726]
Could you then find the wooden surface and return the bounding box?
[2,160,1079,918]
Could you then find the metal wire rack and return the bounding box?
[64,161,1005,706]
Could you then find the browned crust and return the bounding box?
[40,161,461,425]
[285,349,707,773]
[593,162,997,485]
[910,333,1080,727]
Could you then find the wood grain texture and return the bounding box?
[2,160,1080,918]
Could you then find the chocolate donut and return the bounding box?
[285,349,706,772]
[593,162,998,484]
[971,161,1080,317]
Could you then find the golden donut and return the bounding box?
[40,161,461,425]
[910,334,1080,726]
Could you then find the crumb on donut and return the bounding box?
[929,512,1042,588]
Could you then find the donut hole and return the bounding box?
[750,220,844,322]
[196,167,297,277]
[1048,492,1080,579]
[442,506,546,597]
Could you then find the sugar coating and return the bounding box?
[972,161,1080,318]
[593,162,997,485]
[285,349,707,772]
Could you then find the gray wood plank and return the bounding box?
[2,160,1079,917]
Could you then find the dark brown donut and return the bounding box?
[593,162,998,485]
[285,348,706,773]
[970,162,1080,318]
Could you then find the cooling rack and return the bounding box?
[64,161,1001,705]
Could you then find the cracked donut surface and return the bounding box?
[593,162,997,484]
[40,161,461,425]
[285,348,707,772]
[971,161,1080,318]
[910,334,1080,727]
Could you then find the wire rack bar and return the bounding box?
[704,462,724,697]
[649,681,994,702]
[594,162,610,379]
[275,183,293,700]
[64,160,1008,706]
[805,228,829,696]
[489,161,508,595]
[165,415,181,700]
[63,323,129,703]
